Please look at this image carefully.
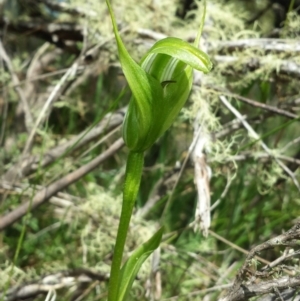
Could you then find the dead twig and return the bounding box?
[214,55,300,79]
[212,87,298,120]
[38,0,98,17]
[22,62,81,155]
[0,268,108,301]
[226,276,300,301]
[3,108,125,181]
[219,95,300,192]
[0,138,124,230]
[228,152,300,166]
[222,223,300,301]
[0,18,83,54]
[0,39,33,131]
[214,39,300,54]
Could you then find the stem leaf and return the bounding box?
[117,227,164,301]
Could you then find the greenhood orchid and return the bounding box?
[106,0,212,152]
[105,1,212,300]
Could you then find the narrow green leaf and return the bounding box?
[105,0,163,136]
[117,227,164,301]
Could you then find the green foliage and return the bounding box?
[118,227,163,301]
[106,0,211,152]
[1,0,300,300]
[105,0,211,298]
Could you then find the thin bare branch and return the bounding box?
[214,55,300,79]
[214,39,300,54]
[219,95,300,192]
[208,230,269,265]
[38,0,97,17]
[0,138,124,230]
[223,223,300,301]
[211,87,298,119]
[263,249,300,270]
[0,269,108,301]
[226,276,300,301]
[229,152,300,166]
[22,62,80,155]
[3,108,125,181]
[0,39,33,131]
[0,18,83,54]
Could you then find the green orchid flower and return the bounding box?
[106,0,212,152]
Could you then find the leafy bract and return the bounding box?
[117,227,164,301]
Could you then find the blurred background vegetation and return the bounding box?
[0,0,300,300]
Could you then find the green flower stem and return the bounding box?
[108,151,144,301]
